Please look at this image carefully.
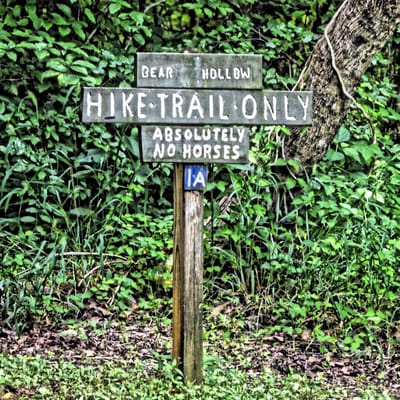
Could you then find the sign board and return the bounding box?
[82,87,312,126]
[81,51,313,385]
[136,52,263,89]
[184,165,208,190]
[140,126,249,163]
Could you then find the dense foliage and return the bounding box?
[0,0,399,360]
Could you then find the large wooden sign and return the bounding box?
[136,52,263,89]
[82,87,312,126]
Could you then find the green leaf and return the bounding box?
[342,146,361,163]
[25,5,42,29]
[130,11,144,24]
[70,65,88,75]
[72,22,85,40]
[57,73,80,86]
[69,207,92,216]
[358,143,382,165]
[109,3,122,14]
[59,26,72,37]
[7,51,17,62]
[35,49,50,61]
[335,126,350,143]
[40,70,60,82]
[56,3,72,18]
[46,59,67,72]
[84,8,96,23]
[271,158,287,166]
[20,216,36,223]
[51,12,68,26]
[325,149,344,162]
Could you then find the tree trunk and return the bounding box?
[286,0,400,173]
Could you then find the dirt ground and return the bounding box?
[1,313,399,398]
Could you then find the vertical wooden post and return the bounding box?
[172,164,204,384]
[183,189,203,384]
[172,164,184,370]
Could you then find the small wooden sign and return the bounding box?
[140,126,249,163]
[136,52,263,89]
[82,87,312,125]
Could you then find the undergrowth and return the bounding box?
[0,355,394,400]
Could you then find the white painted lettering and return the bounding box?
[107,92,115,118]
[141,65,149,78]
[194,128,202,141]
[157,93,168,119]
[221,128,229,141]
[213,145,221,159]
[153,142,164,158]
[242,94,257,119]
[203,144,212,159]
[263,96,277,121]
[203,128,211,141]
[167,144,176,157]
[174,128,182,141]
[183,143,191,159]
[165,127,173,142]
[192,170,206,187]
[193,145,203,158]
[122,92,134,118]
[166,67,173,79]
[172,93,184,118]
[231,145,240,160]
[183,128,192,141]
[87,92,102,118]
[209,95,214,119]
[237,128,245,143]
[241,67,251,79]
[186,93,204,120]
[284,95,296,121]
[223,145,231,159]
[152,127,163,140]
[213,127,221,141]
[137,92,147,118]
[298,95,310,121]
[218,95,229,120]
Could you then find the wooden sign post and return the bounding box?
[81,52,312,385]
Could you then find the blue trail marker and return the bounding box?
[184,165,207,191]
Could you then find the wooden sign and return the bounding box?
[136,52,263,89]
[140,126,249,163]
[82,87,312,125]
[81,51,313,385]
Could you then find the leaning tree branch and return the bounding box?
[287,0,400,173]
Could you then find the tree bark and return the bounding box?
[286,0,400,173]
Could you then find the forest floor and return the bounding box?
[1,302,399,399]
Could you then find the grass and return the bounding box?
[0,354,394,400]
